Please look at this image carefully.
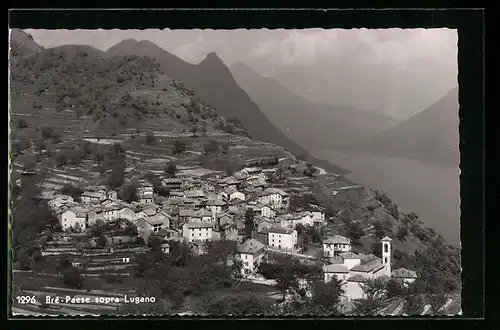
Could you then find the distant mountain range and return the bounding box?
[352,87,460,165]
[106,39,349,174]
[229,61,398,153]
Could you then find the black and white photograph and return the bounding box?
[9,25,461,316]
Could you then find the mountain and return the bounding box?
[356,87,459,165]
[230,61,398,153]
[106,40,349,174]
[269,62,458,120]
[10,29,42,56]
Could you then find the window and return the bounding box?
[199,233,201,237]
[384,244,389,253]
[244,255,247,260]
[244,262,249,266]
[384,257,388,263]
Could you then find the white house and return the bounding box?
[161,178,183,191]
[59,207,87,232]
[237,238,266,276]
[323,235,352,257]
[323,264,350,282]
[260,205,276,219]
[342,275,368,300]
[161,242,170,254]
[48,195,74,210]
[135,214,171,241]
[391,268,418,286]
[179,209,213,223]
[268,227,297,251]
[338,252,362,270]
[182,221,213,242]
[205,199,227,217]
[81,191,104,204]
[229,189,245,202]
[137,180,154,204]
[241,167,263,177]
[257,188,289,210]
[307,204,325,225]
[280,212,314,228]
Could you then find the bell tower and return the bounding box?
[381,236,392,277]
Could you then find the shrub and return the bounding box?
[16,119,28,129]
[62,266,84,289]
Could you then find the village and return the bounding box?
[15,160,424,310]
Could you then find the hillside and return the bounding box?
[353,87,459,165]
[9,30,461,315]
[230,61,397,152]
[106,40,349,175]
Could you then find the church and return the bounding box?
[322,236,398,300]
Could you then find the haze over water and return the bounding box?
[320,150,460,247]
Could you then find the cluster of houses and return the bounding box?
[46,165,417,301]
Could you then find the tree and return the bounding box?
[386,279,407,298]
[275,258,300,301]
[303,163,316,177]
[145,131,156,145]
[309,278,345,315]
[59,184,83,200]
[172,140,186,155]
[203,139,220,155]
[41,127,54,139]
[148,235,163,252]
[111,143,126,160]
[107,160,125,189]
[62,266,84,289]
[199,125,207,136]
[244,208,255,239]
[355,277,389,315]
[118,184,138,203]
[16,118,28,129]
[56,152,68,167]
[397,226,408,240]
[189,126,198,137]
[162,162,177,178]
[96,235,107,248]
[425,291,447,315]
[34,138,46,151]
[346,221,364,242]
[403,294,425,315]
[201,292,274,316]
[22,156,36,173]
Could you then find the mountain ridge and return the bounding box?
[351,87,459,165]
[229,61,398,153]
[105,39,350,174]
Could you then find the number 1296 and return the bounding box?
[15,296,36,304]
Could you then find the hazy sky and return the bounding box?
[23,28,458,118]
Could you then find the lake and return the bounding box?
[317,150,460,247]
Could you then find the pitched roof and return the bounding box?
[81,191,102,198]
[259,188,289,197]
[268,227,295,235]
[186,221,213,229]
[324,235,351,245]
[351,258,385,273]
[339,251,360,260]
[347,274,367,283]
[237,239,265,254]
[391,268,418,279]
[323,264,350,273]
[206,199,226,206]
